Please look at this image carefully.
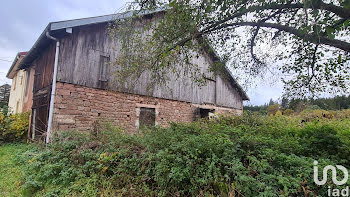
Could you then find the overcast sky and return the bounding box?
[0,0,282,105]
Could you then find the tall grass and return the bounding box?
[0,143,33,196]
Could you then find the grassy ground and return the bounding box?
[0,143,31,197]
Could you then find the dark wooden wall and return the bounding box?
[56,21,243,109]
[33,42,56,93]
[31,41,56,141]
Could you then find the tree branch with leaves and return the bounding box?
[110,0,350,98]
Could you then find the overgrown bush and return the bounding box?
[283,108,294,116]
[298,108,350,120]
[18,113,350,196]
[0,112,29,143]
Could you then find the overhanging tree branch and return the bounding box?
[206,21,350,52]
[114,0,350,97]
[201,1,350,34]
[250,9,284,66]
[317,0,350,19]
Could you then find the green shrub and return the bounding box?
[298,124,344,158]
[267,104,280,116]
[283,108,294,116]
[0,112,30,143]
[18,114,350,196]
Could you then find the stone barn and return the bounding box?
[18,10,249,142]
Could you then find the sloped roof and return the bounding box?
[6,51,27,79]
[18,8,249,100]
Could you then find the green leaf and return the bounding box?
[338,54,342,63]
[169,0,175,7]
[326,27,335,39]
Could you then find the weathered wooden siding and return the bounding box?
[31,41,56,141]
[216,75,243,109]
[33,42,56,92]
[57,24,108,88]
[57,20,242,109]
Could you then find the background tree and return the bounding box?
[112,0,350,98]
[0,84,10,110]
[281,97,290,110]
[267,103,281,115]
[244,95,350,113]
[283,108,295,115]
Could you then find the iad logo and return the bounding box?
[314,161,349,197]
[314,161,348,186]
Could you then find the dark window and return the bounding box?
[139,107,155,128]
[200,108,215,118]
[99,55,110,82]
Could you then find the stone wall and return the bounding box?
[53,82,241,133]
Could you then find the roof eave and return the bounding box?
[225,70,250,101]
[6,53,21,79]
[18,24,51,70]
[49,8,165,31]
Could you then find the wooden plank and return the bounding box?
[57,21,242,108]
[216,75,243,109]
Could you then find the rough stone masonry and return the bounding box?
[52,82,242,133]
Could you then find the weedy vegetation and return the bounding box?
[0,143,34,197]
[0,112,30,143]
[11,110,350,196]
